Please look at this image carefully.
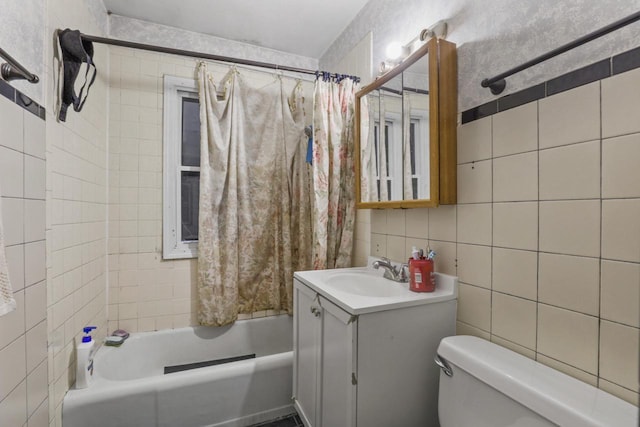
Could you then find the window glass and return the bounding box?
[163,76,200,259]
[410,121,418,198]
[181,171,200,241]
[181,98,201,167]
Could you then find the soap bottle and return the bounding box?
[76,326,97,389]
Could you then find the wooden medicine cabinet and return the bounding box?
[355,38,457,208]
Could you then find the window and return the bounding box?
[372,109,428,201]
[409,108,429,199]
[373,113,402,201]
[163,76,201,259]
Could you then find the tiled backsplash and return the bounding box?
[0,92,48,427]
[366,66,640,405]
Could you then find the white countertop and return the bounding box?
[294,261,458,315]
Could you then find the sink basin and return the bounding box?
[324,272,405,297]
[294,262,458,315]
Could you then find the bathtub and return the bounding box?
[62,315,294,427]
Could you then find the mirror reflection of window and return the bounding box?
[409,120,418,199]
[373,119,403,201]
[404,89,429,200]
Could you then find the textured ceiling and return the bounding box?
[102,0,371,58]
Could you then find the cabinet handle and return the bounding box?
[310,306,321,317]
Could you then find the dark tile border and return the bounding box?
[613,45,640,75]
[0,79,14,102]
[0,79,45,120]
[497,83,545,112]
[547,58,610,96]
[462,44,640,124]
[461,101,497,124]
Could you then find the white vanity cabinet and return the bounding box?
[293,280,357,427]
[292,269,457,427]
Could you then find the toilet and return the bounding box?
[436,336,638,427]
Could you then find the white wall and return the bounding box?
[109,15,319,71]
[320,0,640,111]
[0,0,44,102]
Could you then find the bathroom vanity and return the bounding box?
[292,266,457,427]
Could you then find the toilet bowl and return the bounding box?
[436,336,638,427]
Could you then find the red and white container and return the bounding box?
[408,258,435,292]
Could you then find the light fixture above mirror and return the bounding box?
[379,20,448,75]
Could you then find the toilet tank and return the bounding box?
[436,336,638,427]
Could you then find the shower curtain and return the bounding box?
[312,76,359,269]
[359,92,380,203]
[197,63,312,326]
[0,192,16,316]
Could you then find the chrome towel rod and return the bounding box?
[481,10,640,95]
[0,47,39,83]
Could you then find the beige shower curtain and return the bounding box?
[197,63,312,326]
[312,77,358,269]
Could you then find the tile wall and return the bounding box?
[0,90,48,426]
[45,2,110,425]
[107,48,315,331]
[107,46,194,332]
[368,68,640,405]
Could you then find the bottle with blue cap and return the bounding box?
[76,326,97,389]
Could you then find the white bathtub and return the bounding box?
[62,315,294,427]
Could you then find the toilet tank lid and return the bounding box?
[437,336,638,427]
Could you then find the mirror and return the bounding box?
[355,38,457,208]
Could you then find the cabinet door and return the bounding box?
[318,296,357,427]
[293,280,320,426]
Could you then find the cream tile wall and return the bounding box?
[45,2,110,426]
[370,68,640,405]
[107,48,315,331]
[0,96,48,427]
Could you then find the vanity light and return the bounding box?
[385,42,406,61]
[381,42,409,74]
[378,20,448,76]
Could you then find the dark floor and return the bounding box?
[248,413,304,427]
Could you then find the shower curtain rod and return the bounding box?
[80,33,353,80]
[481,10,640,95]
[0,46,39,83]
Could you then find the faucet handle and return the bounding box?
[398,263,409,282]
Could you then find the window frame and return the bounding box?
[373,112,402,201]
[162,75,200,259]
[409,107,429,199]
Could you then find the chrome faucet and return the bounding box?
[372,257,409,282]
